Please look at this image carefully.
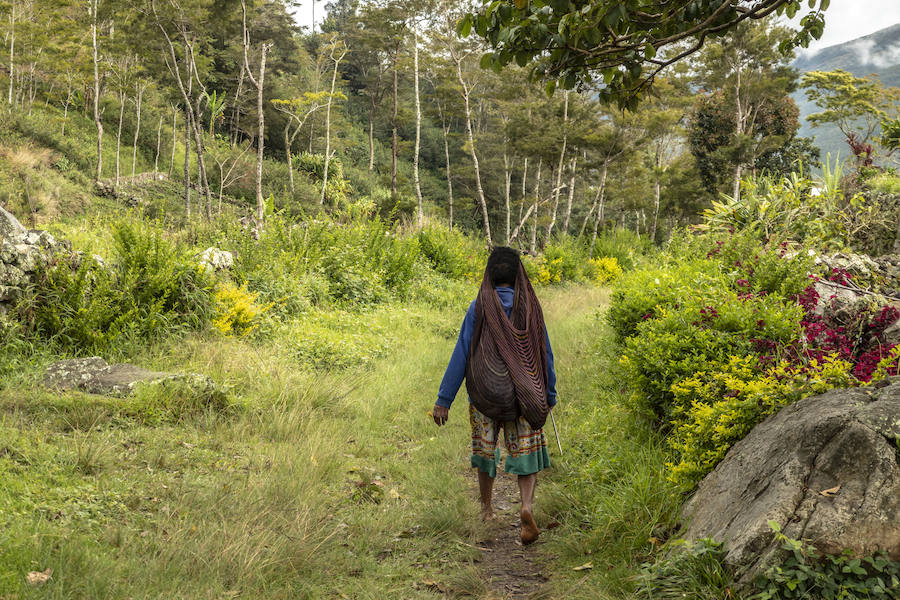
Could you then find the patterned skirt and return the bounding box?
[469,404,551,478]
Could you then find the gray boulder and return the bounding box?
[44,356,219,398]
[681,384,900,584]
[0,205,27,242]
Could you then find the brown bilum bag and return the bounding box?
[464,262,550,429]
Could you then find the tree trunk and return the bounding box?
[546,91,568,240]
[732,60,743,203]
[115,91,125,186]
[391,62,398,197]
[252,47,268,222]
[320,42,345,205]
[530,158,542,254]
[184,105,191,219]
[241,0,270,226]
[131,85,144,179]
[7,0,15,106]
[651,146,662,243]
[169,108,177,177]
[441,117,453,229]
[519,156,528,229]
[368,99,376,171]
[503,148,511,244]
[563,155,577,234]
[456,58,491,246]
[155,114,162,172]
[412,27,423,228]
[589,161,609,258]
[91,0,102,182]
[285,122,295,193]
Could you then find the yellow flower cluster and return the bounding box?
[212,282,271,337]
[666,355,854,488]
[587,256,623,284]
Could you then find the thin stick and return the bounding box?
[549,409,562,455]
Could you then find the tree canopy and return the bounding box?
[460,0,831,107]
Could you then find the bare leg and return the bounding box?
[518,474,539,544]
[478,470,495,521]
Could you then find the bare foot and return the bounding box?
[481,504,495,521]
[520,509,539,545]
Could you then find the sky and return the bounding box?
[789,0,900,55]
[289,1,900,51]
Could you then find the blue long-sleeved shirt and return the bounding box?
[436,286,557,409]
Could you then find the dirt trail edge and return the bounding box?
[470,471,550,599]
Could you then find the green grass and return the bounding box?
[0,285,679,598]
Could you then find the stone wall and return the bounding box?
[0,206,68,313]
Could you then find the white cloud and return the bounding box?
[791,0,900,55]
[843,38,900,68]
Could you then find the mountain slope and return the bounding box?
[792,22,900,164]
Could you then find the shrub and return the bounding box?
[19,220,212,353]
[607,260,729,340]
[636,539,735,600]
[416,225,484,280]
[212,282,271,337]
[620,291,803,419]
[755,521,900,600]
[586,256,623,284]
[590,228,654,270]
[667,355,855,488]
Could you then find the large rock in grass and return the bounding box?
[0,205,27,241]
[44,356,219,398]
[681,382,900,584]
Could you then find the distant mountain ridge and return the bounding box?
[792,22,900,164]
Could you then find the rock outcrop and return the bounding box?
[44,356,220,398]
[681,383,900,583]
[0,205,69,312]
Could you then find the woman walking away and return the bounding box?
[432,246,557,545]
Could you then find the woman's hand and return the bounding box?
[432,404,449,426]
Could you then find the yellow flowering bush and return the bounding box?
[587,256,623,284]
[667,355,855,488]
[212,282,271,337]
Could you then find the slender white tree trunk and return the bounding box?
[241,0,271,225]
[7,0,15,106]
[530,158,542,254]
[169,107,177,177]
[442,120,453,228]
[503,148,511,244]
[546,91,568,240]
[562,155,577,234]
[115,91,125,186]
[651,145,662,243]
[91,0,102,181]
[589,161,609,258]
[455,58,491,246]
[368,100,376,171]
[412,27,424,228]
[131,84,145,178]
[184,105,191,218]
[154,114,162,172]
[320,41,345,205]
[391,63,398,196]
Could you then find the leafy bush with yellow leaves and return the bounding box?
[586,256,623,284]
[667,355,855,488]
[212,282,271,337]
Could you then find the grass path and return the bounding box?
[0,284,673,599]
